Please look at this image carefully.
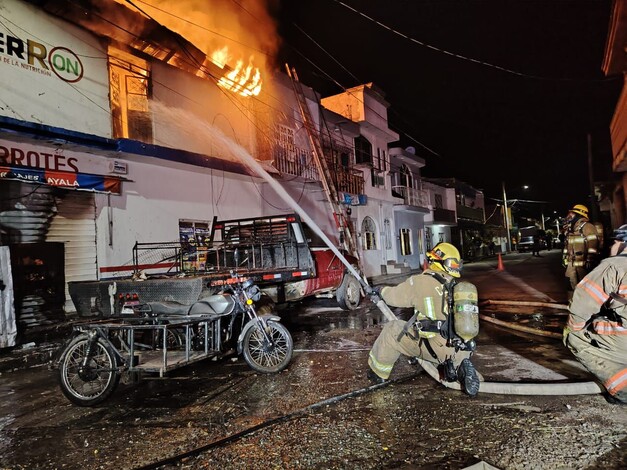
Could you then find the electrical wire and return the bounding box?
[3,1,422,206]
[331,0,619,83]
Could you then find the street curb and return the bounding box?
[0,342,61,375]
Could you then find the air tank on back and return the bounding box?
[453,281,479,341]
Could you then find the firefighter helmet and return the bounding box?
[570,204,589,218]
[427,242,462,278]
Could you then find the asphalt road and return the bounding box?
[0,250,625,470]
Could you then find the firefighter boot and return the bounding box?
[367,368,387,385]
[458,358,480,397]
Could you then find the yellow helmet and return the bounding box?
[427,242,462,278]
[570,204,589,218]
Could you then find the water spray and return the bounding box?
[206,126,397,322]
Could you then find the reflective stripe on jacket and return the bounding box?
[568,256,627,338]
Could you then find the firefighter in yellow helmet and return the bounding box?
[562,204,600,297]
[366,242,480,396]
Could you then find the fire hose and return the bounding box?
[414,358,604,395]
[236,145,603,397]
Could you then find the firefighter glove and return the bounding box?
[364,285,382,303]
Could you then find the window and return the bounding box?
[373,148,387,171]
[340,152,349,167]
[108,48,152,141]
[425,227,432,252]
[371,168,385,188]
[179,220,211,272]
[355,135,372,164]
[400,228,412,255]
[434,194,443,209]
[277,124,296,156]
[400,164,413,188]
[361,216,377,250]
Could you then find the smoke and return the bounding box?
[120,0,280,71]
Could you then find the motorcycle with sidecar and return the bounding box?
[55,273,293,406]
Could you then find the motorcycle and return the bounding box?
[56,272,293,406]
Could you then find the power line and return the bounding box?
[331,0,618,83]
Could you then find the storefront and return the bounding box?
[0,138,127,331]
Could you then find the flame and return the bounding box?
[211,46,262,97]
[211,46,230,69]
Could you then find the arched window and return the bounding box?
[400,164,413,188]
[361,216,377,250]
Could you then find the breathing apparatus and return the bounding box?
[438,276,480,352]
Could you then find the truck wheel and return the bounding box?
[58,334,120,406]
[242,321,293,373]
[336,273,362,310]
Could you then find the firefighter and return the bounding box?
[366,242,480,397]
[562,204,600,296]
[563,224,627,404]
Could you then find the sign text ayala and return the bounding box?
[0,31,83,83]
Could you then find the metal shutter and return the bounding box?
[46,192,98,313]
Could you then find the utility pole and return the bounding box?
[502,181,512,253]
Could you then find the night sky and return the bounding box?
[275,0,623,217]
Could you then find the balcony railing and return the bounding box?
[432,207,456,225]
[456,205,485,223]
[272,143,364,196]
[391,186,430,208]
[273,143,318,181]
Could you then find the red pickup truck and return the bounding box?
[206,214,363,310]
[68,214,363,317]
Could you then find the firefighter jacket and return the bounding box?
[566,254,627,400]
[563,217,599,267]
[380,269,453,339]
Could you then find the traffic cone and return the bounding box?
[497,253,505,271]
[422,258,429,271]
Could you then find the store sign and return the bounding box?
[0,32,84,83]
[0,139,125,194]
[340,192,367,206]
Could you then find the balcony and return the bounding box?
[432,207,456,225]
[272,143,364,196]
[391,186,429,208]
[273,143,318,181]
[456,204,484,223]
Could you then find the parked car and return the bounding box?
[517,226,546,253]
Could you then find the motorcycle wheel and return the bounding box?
[242,321,293,373]
[58,334,120,407]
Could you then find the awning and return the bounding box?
[0,165,128,194]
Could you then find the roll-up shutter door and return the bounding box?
[46,192,98,313]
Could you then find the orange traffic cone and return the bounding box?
[422,258,429,271]
[497,253,505,271]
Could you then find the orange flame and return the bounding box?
[211,46,262,97]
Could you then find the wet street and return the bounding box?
[1,251,626,469]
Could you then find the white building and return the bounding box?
[0,0,463,335]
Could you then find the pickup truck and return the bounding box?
[69,214,363,317]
